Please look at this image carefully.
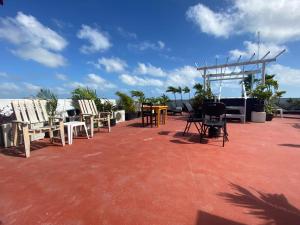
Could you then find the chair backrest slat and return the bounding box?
[24,100,39,123]
[84,100,94,115]
[11,100,22,122]
[33,100,46,122]
[39,100,49,122]
[78,100,87,115]
[18,100,29,123]
[89,100,98,115]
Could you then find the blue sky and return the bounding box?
[0,0,300,99]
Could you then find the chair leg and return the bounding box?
[183,121,189,136]
[22,125,30,158]
[107,116,111,133]
[83,124,89,139]
[59,121,65,146]
[90,116,94,138]
[12,123,18,147]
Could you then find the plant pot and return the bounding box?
[253,102,265,112]
[251,111,266,123]
[266,113,274,121]
[125,112,138,120]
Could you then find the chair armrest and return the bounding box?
[49,116,64,121]
[12,120,28,124]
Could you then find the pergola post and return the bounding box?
[261,62,266,85]
[203,69,207,90]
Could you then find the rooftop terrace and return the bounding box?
[1,116,300,225]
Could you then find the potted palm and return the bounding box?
[251,74,285,122]
[115,91,137,120]
[130,90,145,117]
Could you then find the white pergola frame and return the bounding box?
[196,49,286,92]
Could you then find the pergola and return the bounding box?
[196,49,286,97]
[195,49,285,123]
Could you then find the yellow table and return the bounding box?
[142,105,168,127]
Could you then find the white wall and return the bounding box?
[0,98,116,116]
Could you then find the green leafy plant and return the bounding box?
[177,86,183,102]
[130,90,146,103]
[71,87,102,111]
[251,74,286,114]
[36,89,58,117]
[166,86,178,106]
[182,86,191,101]
[115,91,135,112]
[159,94,170,105]
[191,83,213,110]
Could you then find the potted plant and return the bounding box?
[0,105,15,148]
[251,74,285,122]
[101,99,117,126]
[115,91,137,120]
[130,90,145,117]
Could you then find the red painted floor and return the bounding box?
[1,116,300,225]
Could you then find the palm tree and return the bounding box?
[193,83,204,96]
[130,90,145,103]
[177,86,183,102]
[166,86,178,106]
[182,86,190,101]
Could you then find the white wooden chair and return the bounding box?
[11,100,65,158]
[78,100,111,137]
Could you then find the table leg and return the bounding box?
[156,109,160,127]
[83,124,89,139]
[70,125,73,145]
[67,125,71,145]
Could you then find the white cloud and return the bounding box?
[23,82,41,93]
[12,47,66,67]
[0,12,67,67]
[229,41,286,59]
[186,4,235,38]
[119,74,164,87]
[55,73,67,81]
[268,64,300,86]
[165,65,200,88]
[0,82,19,92]
[0,72,8,77]
[97,57,127,73]
[86,73,116,89]
[187,0,300,43]
[135,63,166,77]
[65,74,116,91]
[129,40,165,51]
[77,25,111,54]
[117,27,137,39]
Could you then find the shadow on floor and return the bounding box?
[292,123,300,130]
[158,131,172,135]
[126,122,144,128]
[0,141,59,158]
[278,144,300,148]
[218,183,300,225]
[195,210,245,225]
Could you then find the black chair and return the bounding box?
[141,103,157,127]
[200,102,229,147]
[183,102,203,135]
[167,102,183,115]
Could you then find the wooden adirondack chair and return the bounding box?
[78,100,111,137]
[11,99,65,158]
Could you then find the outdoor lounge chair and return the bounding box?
[78,100,111,137]
[200,102,228,147]
[11,99,65,158]
[167,102,183,115]
[183,102,203,135]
